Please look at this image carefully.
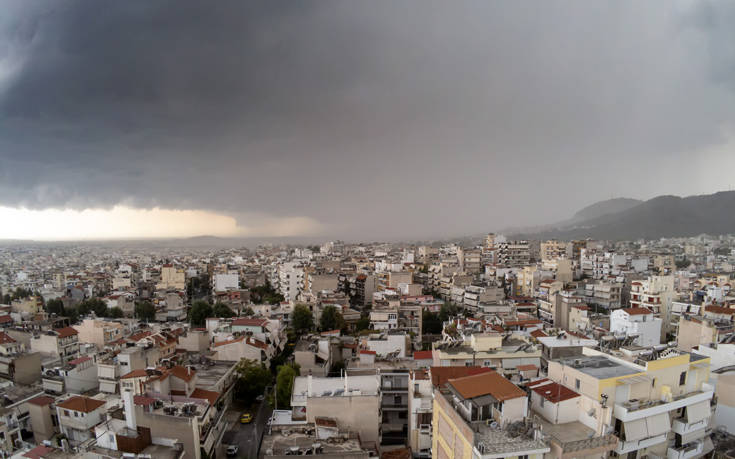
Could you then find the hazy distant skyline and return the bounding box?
[2,1,735,240]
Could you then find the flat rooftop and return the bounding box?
[260,429,365,457]
[557,355,640,379]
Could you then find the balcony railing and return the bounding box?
[613,385,714,422]
[550,434,618,455]
[671,417,708,436]
[667,441,703,459]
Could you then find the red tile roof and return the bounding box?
[133,395,156,406]
[169,365,196,382]
[0,315,13,324]
[622,308,653,315]
[517,364,538,372]
[190,388,220,405]
[23,445,54,459]
[430,366,495,388]
[0,332,15,344]
[705,305,735,315]
[530,329,548,338]
[448,371,525,401]
[56,396,105,413]
[54,327,78,338]
[360,350,376,355]
[413,351,433,360]
[121,369,149,379]
[531,381,580,403]
[68,356,92,366]
[212,336,245,347]
[231,318,269,327]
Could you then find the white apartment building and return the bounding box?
[213,273,239,292]
[610,307,662,347]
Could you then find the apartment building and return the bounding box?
[610,307,663,347]
[157,265,186,290]
[30,327,80,363]
[629,276,676,336]
[547,348,714,458]
[432,371,549,459]
[55,395,106,444]
[408,369,432,457]
[73,318,125,348]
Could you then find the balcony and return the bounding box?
[667,440,704,459]
[671,417,708,436]
[614,433,668,455]
[381,402,408,410]
[613,385,714,422]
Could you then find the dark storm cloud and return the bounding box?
[2,1,735,238]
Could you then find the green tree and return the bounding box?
[319,305,345,331]
[78,298,108,316]
[234,358,272,404]
[108,307,124,318]
[355,315,371,332]
[65,307,80,323]
[675,258,691,269]
[135,301,156,321]
[190,300,213,326]
[274,363,300,409]
[212,302,235,318]
[243,306,255,316]
[422,310,442,334]
[46,298,65,315]
[292,305,314,334]
[438,302,458,323]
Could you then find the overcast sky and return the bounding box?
[1,1,735,240]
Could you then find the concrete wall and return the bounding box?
[29,404,55,443]
[306,395,380,444]
[136,407,200,459]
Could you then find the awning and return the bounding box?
[685,401,711,423]
[679,428,706,444]
[623,418,649,442]
[645,413,671,437]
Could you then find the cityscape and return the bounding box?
[2,2,735,459]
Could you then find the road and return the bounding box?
[219,399,273,459]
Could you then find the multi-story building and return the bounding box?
[73,318,125,348]
[408,369,432,458]
[432,370,549,459]
[55,395,106,444]
[547,348,715,458]
[157,264,186,290]
[630,275,676,336]
[610,307,663,347]
[30,327,80,363]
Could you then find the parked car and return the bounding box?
[227,445,239,456]
[240,412,253,424]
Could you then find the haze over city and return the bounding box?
[2,1,735,240]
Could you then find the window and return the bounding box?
[575,379,581,390]
[679,372,686,386]
[64,410,70,417]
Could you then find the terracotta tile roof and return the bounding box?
[530,329,548,338]
[525,378,550,388]
[622,307,653,315]
[517,364,538,372]
[231,318,269,327]
[413,351,433,360]
[360,349,376,355]
[705,305,735,315]
[68,356,92,366]
[133,395,156,406]
[169,365,196,382]
[247,337,268,350]
[56,396,105,413]
[315,417,338,427]
[190,388,221,405]
[0,332,16,344]
[128,331,152,342]
[27,395,55,407]
[531,381,580,403]
[504,319,542,327]
[121,369,149,379]
[0,315,13,324]
[23,445,54,459]
[448,371,525,401]
[54,327,78,338]
[430,366,495,388]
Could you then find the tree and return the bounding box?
[190,300,213,326]
[78,298,108,316]
[242,306,255,316]
[355,315,371,332]
[675,258,691,269]
[234,358,272,404]
[212,302,235,318]
[422,310,442,334]
[251,281,285,305]
[108,307,124,318]
[274,363,300,409]
[319,305,345,331]
[292,305,314,334]
[46,298,65,316]
[438,302,458,323]
[65,307,80,323]
[135,301,156,321]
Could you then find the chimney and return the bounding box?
[122,389,137,431]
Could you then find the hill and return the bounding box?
[514,191,735,241]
